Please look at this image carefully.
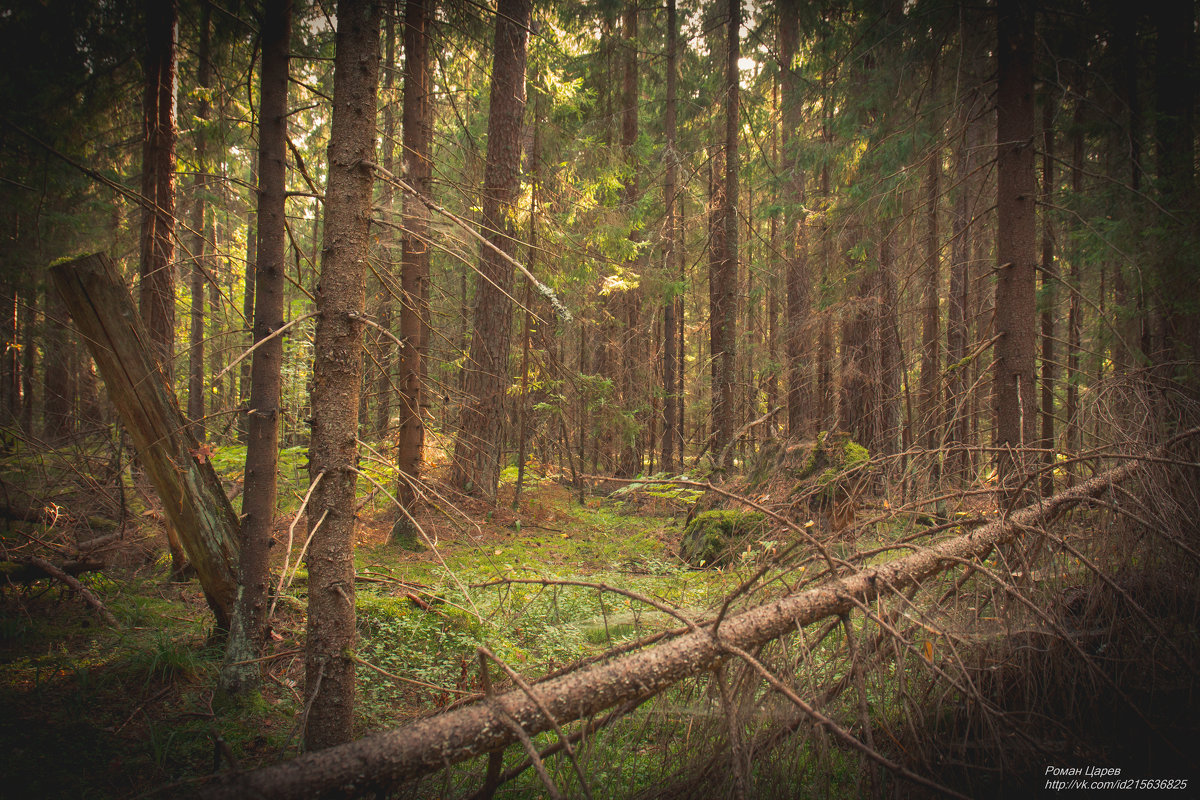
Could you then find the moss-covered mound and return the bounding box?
[680,509,768,568]
[794,431,869,484]
[388,516,426,551]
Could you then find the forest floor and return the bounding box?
[0,447,752,799]
[3,439,1199,799]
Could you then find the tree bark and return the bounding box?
[947,90,981,485]
[840,243,879,452]
[1039,92,1057,498]
[1151,0,1197,370]
[0,286,15,427]
[710,0,740,468]
[139,0,178,379]
[238,155,258,444]
[920,138,941,473]
[187,1,212,441]
[878,227,902,460]
[394,0,433,511]
[305,0,382,751]
[779,0,809,441]
[661,0,680,474]
[221,0,291,694]
[450,0,530,499]
[615,2,642,479]
[19,286,35,433]
[1065,112,1083,476]
[50,254,240,631]
[994,0,1038,507]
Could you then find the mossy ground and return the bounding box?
[0,452,749,799]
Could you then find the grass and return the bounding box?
[8,449,1132,799]
[0,461,757,798]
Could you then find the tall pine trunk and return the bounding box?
[994,0,1038,507]
[305,0,382,751]
[238,155,257,444]
[1151,0,1197,370]
[919,135,941,479]
[395,0,433,512]
[139,0,184,577]
[616,3,642,478]
[661,0,680,473]
[187,1,212,441]
[374,3,397,439]
[221,0,291,694]
[779,0,809,441]
[450,0,530,498]
[1038,93,1057,498]
[139,0,178,379]
[710,0,740,467]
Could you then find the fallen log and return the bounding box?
[13,556,119,627]
[50,253,240,631]
[0,556,105,585]
[199,442,1176,800]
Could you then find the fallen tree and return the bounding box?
[0,556,105,585]
[50,253,241,631]
[199,442,1184,799]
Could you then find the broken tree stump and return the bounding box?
[50,253,240,631]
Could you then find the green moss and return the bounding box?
[680,510,768,568]
[791,431,871,498]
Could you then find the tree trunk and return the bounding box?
[919,139,941,478]
[450,0,530,499]
[615,2,642,479]
[187,1,212,441]
[779,0,808,441]
[878,227,902,460]
[1065,114,1083,477]
[305,0,382,751]
[50,254,240,631]
[1151,0,1197,371]
[139,0,184,577]
[221,0,291,694]
[139,0,178,379]
[840,239,879,452]
[374,2,398,440]
[677,191,686,465]
[710,0,740,468]
[395,0,433,511]
[515,81,541,504]
[0,287,15,428]
[946,89,980,485]
[661,0,679,474]
[238,155,257,444]
[19,286,35,433]
[994,0,1038,507]
[1039,92,1057,498]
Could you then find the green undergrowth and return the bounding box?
[351,489,741,722]
[2,467,950,799]
[0,568,295,798]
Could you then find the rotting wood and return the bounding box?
[50,253,240,631]
[198,438,1190,800]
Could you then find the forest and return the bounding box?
[1,0,1198,796]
